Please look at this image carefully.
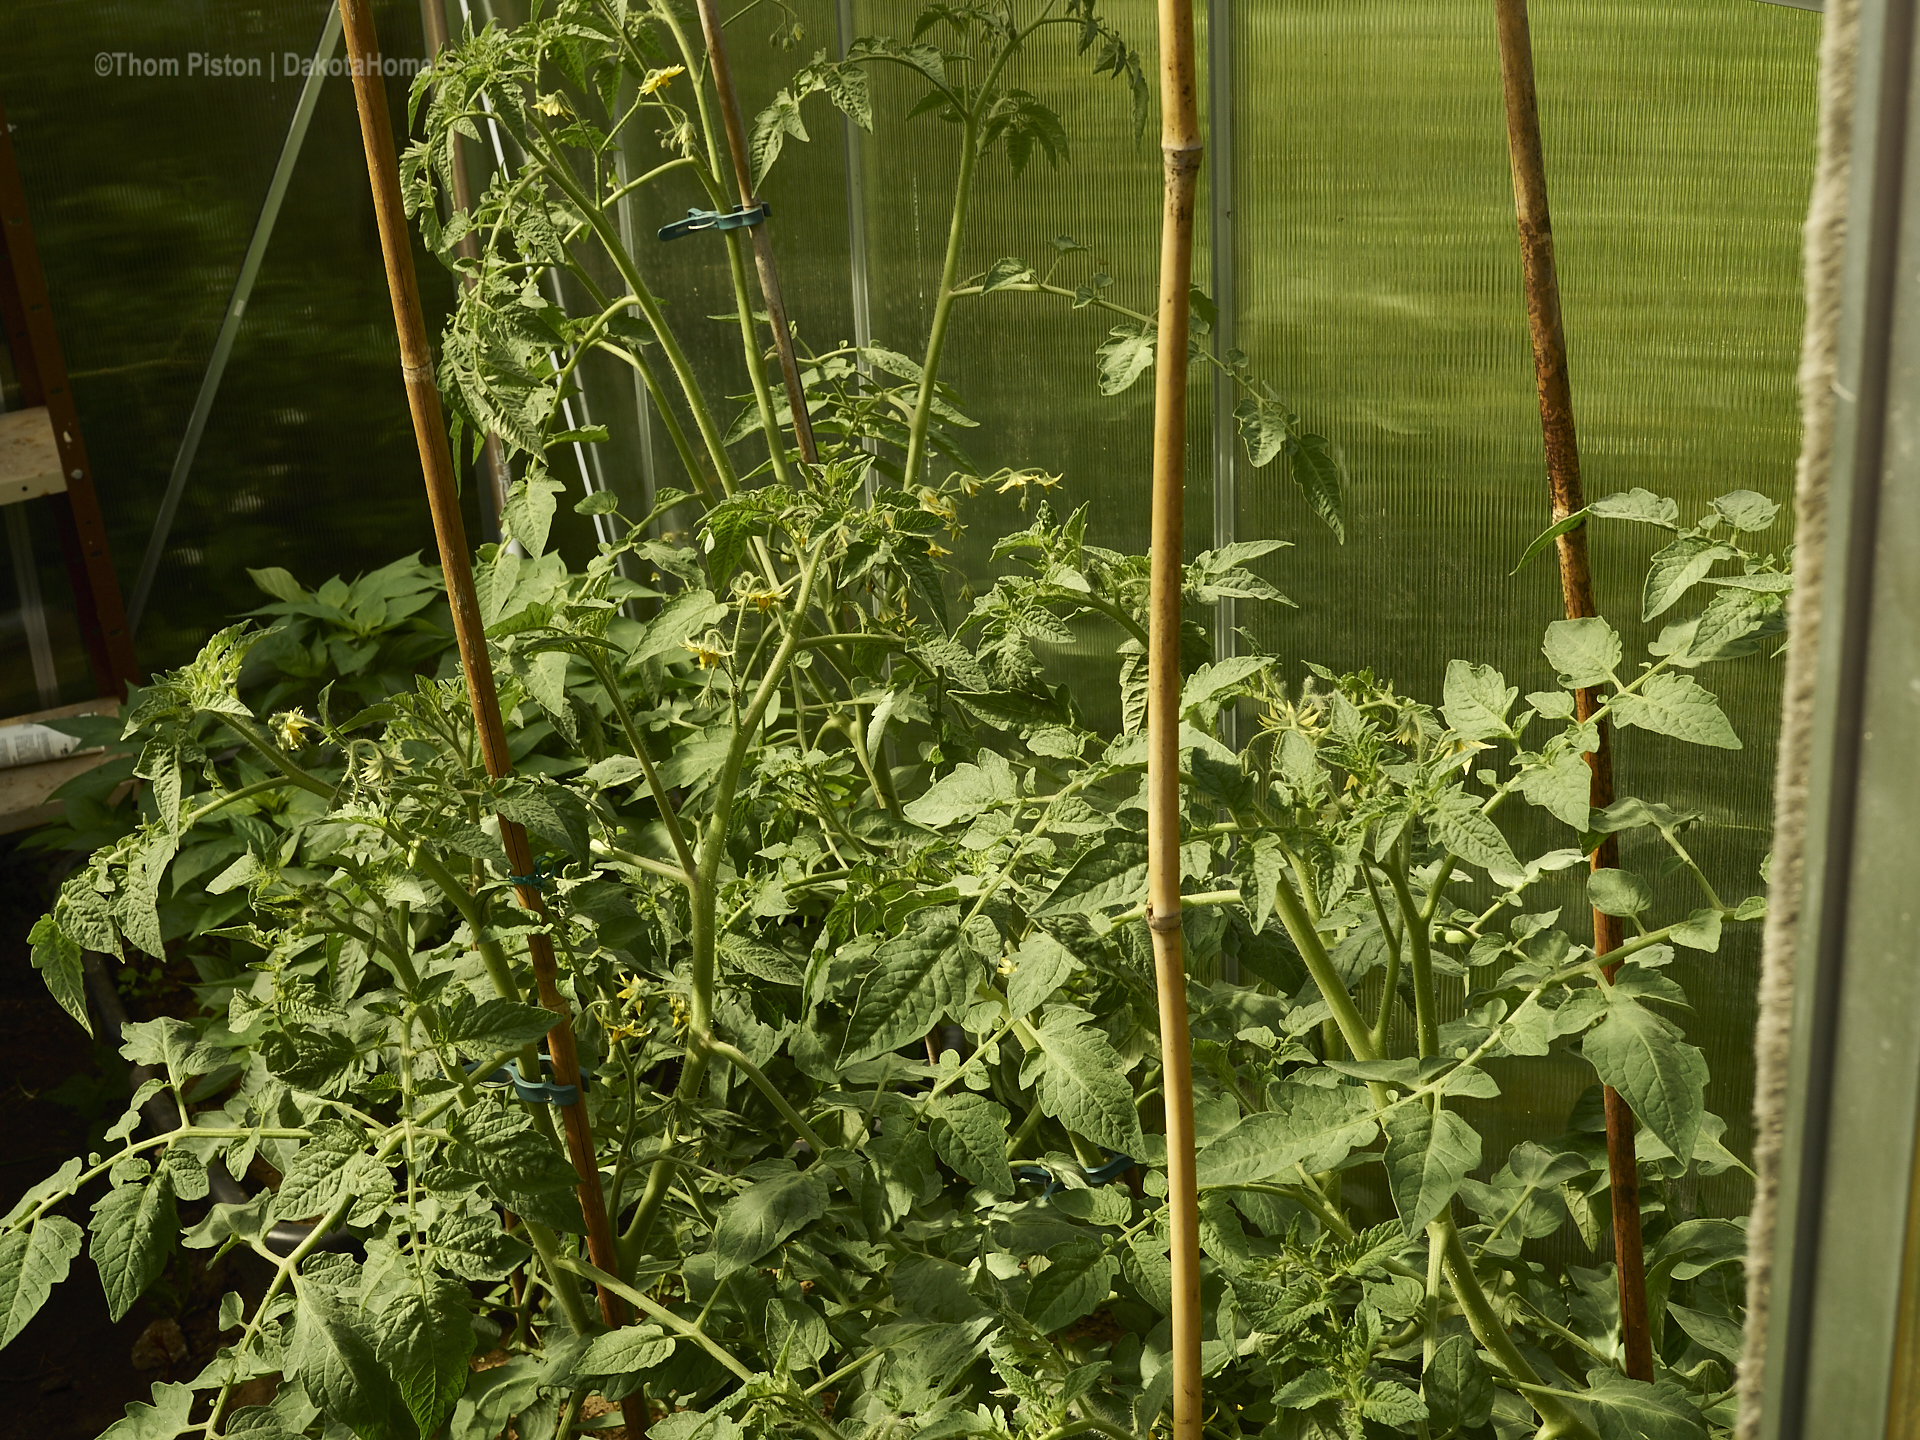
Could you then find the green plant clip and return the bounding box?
[507,855,560,889]
[657,201,771,242]
[465,1055,590,1107]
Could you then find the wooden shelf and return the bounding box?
[0,405,64,505]
[0,695,120,835]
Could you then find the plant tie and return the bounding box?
[465,1054,592,1107]
[657,201,771,242]
[508,855,559,889]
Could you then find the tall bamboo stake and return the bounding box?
[1148,0,1203,1434]
[1491,0,1653,1382]
[692,0,820,466]
[337,5,648,1432]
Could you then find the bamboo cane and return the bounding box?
[1148,0,1203,1434]
[1491,0,1653,1382]
[691,0,820,466]
[336,5,649,1432]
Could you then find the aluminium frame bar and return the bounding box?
[127,2,342,635]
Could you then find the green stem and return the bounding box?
[1433,1217,1597,1440]
[902,124,978,486]
[1268,868,1380,1071]
[1383,859,1439,1059]
[211,714,334,799]
[522,1217,602,1338]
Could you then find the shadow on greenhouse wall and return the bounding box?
[0,0,478,714]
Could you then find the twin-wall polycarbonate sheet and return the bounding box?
[0,0,471,696]
[1225,0,1816,1218]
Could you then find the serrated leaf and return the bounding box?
[1516,747,1592,831]
[749,86,809,186]
[929,1093,1013,1194]
[90,1179,176,1322]
[1006,930,1077,1018]
[373,1278,474,1438]
[628,588,728,667]
[1427,786,1520,875]
[1442,660,1516,740]
[0,1217,82,1348]
[27,917,89,1036]
[1022,1009,1145,1155]
[1286,433,1347,542]
[500,474,563,559]
[1671,908,1723,952]
[901,752,1018,829]
[1035,836,1148,916]
[1510,508,1589,576]
[448,1098,584,1234]
[580,1323,675,1375]
[1612,672,1741,750]
[1581,1369,1709,1440]
[1711,489,1780,532]
[712,1163,829,1277]
[1589,869,1653,917]
[839,907,969,1064]
[271,1120,369,1223]
[248,566,305,602]
[98,1382,197,1440]
[1096,324,1156,396]
[1542,617,1622,689]
[1024,1237,1117,1334]
[1425,1332,1495,1434]
[1585,996,1707,1162]
[1382,1105,1480,1236]
[1643,537,1737,621]
[447,998,559,1050]
[1247,834,1287,934]
[981,256,1035,292]
[1360,1381,1427,1426]
[1590,487,1681,528]
[288,1285,410,1440]
[1196,1081,1377,1186]
[495,780,592,863]
[1180,655,1273,719]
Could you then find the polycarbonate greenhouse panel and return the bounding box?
[1227,0,1816,1220]
[0,0,476,676]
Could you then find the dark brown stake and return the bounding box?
[336,5,647,1433]
[1492,0,1653,1381]
[691,0,820,466]
[417,0,511,533]
[0,98,141,694]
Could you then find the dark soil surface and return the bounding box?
[0,837,244,1440]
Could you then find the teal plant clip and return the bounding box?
[465,1055,592,1107]
[658,201,771,242]
[508,855,559,889]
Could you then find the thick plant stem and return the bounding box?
[622,546,826,1258]
[1384,859,1441,1058]
[1490,0,1650,1381]
[903,131,979,486]
[1269,872,1379,1066]
[335,9,645,1435]
[1433,1216,1599,1440]
[1147,0,1203,1434]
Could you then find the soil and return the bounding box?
[0,836,245,1440]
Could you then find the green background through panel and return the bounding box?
[631,0,1817,1230]
[0,0,477,717]
[0,0,1820,1239]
